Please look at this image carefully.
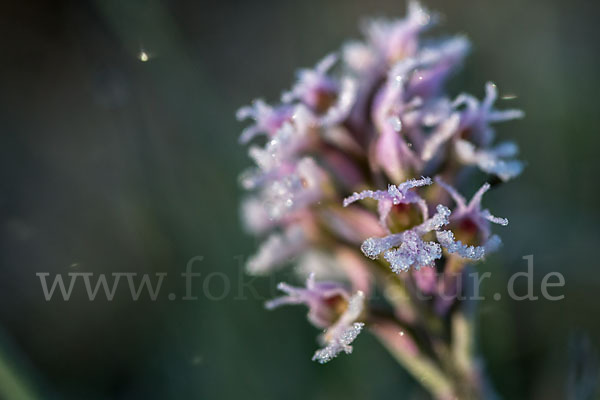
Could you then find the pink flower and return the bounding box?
[343,177,431,229]
[454,82,524,147]
[236,100,294,144]
[237,1,524,374]
[266,273,365,363]
[360,204,451,273]
[435,177,508,253]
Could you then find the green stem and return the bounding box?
[370,319,456,400]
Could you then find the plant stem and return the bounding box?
[370,319,456,400]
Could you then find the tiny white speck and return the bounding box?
[139,50,150,62]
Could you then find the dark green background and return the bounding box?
[0,0,598,398]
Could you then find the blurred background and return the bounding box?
[0,0,599,398]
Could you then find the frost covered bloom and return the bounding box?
[343,177,431,229]
[266,273,351,328]
[435,177,507,251]
[282,54,358,126]
[452,82,525,181]
[267,273,365,363]
[360,204,450,273]
[236,100,294,144]
[237,2,524,394]
[312,291,365,363]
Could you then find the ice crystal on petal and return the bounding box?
[313,322,365,363]
[384,231,442,272]
[416,204,451,233]
[481,209,508,226]
[344,177,431,228]
[361,205,450,272]
[436,177,508,247]
[312,291,365,363]
[361,234,404,259]
[436,230,485,260]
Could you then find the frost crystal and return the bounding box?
[384,230,442,273]
[436,177,508,252]
[344,177,431,228]
[361,204,451,272]
[436,230,485,260]
[312,291,365,363]
[313,322,365,364]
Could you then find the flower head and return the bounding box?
[238,1,524,367]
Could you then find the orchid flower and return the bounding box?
[237,3,524,397]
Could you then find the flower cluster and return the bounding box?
[238,1,523,371]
